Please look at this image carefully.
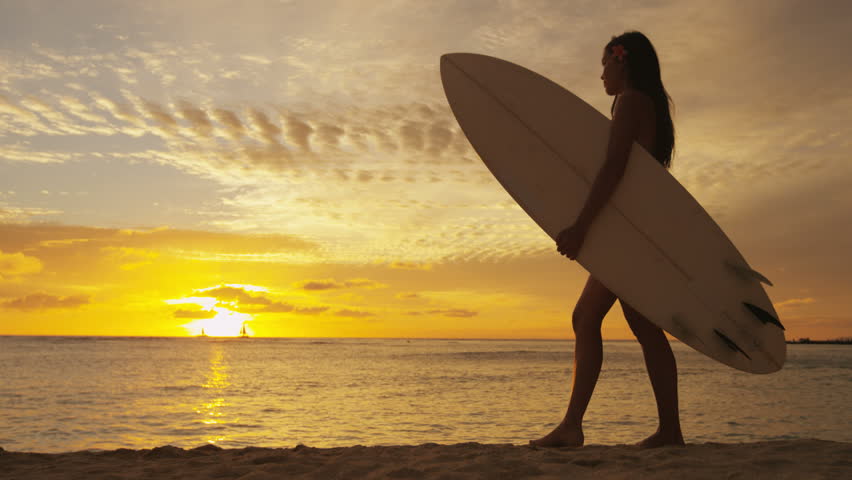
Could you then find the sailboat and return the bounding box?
[199,327,208,338]
[239,322,250,338]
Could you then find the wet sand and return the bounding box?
[2,439,850,479]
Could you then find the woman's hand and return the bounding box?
[556,223,589,261]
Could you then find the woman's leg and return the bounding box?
[530,275,616,447]
[620,300,685,447]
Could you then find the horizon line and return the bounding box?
[2,334,848,343]
[0,334,632,341]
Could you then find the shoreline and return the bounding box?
[2,439,850,479]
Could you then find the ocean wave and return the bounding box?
[398,350,566,360]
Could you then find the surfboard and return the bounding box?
[440,53,785,374]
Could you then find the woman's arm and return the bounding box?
[574,91,643,232]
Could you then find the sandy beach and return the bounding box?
[2,439,850,479]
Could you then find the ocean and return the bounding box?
[1,336,850,453]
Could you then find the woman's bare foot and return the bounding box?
[529,422,584,448]
[636,428,685,448]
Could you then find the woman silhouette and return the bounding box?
[530,31,684,448]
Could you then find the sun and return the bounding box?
[181,307,253,337]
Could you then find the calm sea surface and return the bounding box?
[1,336,850,453]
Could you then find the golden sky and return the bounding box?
[1,1,850,339]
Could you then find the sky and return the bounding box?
[0,0,850,339]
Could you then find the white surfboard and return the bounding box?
[440,53,785,374]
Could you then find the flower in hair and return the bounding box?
[611,44,628,61]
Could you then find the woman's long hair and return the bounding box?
[606,31,675,169]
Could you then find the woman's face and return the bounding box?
[601,50,627,96]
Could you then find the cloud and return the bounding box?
[212,108,246,140]
[177,100,214,138]
[19,96,84,135]
[342,278,387,289]
[55,94,109,125]
[0,250,43,278]
[334,308,375,318]
[388,261,432,270]
[136,97,181,139]
[38,238,90,248]
[239,54,272,65]
[11,224,315,254]
[0,292,89,310]
[780,315,852,331]
[775,297,817,310]
[314,122,344,150]
[404,308,478,318]
[282,114,314,152]
[296,278,388,291]
[0,203,65,220]
[396,292,422,299]
[0,224,321,271]
[248,109,283,147]
[197,285,270,305]
[101,246,159,270]
[89,92,146,134]
[254,303,329,315]
[173,308,216,319]
[0,93,43,128]
[426,308,478,318]
[193,285,329,315]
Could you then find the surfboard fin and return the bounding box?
[725,261,773,286]
[714,329,751,360]
[743,302,785,330]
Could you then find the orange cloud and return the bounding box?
[251,303,329,314]
[197,285,269,304]
[101,246,159,270]
[0,224,317,258]
[0,250,43,278]
[775,297,816,309]
[389,261,432,270]
[1,292,89,310]
[334,308,375,318]
[194,285,330,315]
[426,308,478,318]
[173,309,216,319]
[296,278,387,291]
[396,292,422,299]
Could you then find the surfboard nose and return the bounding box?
[440,54,478,96]
[440,53,464,71]
[440,53,484,70]
[440,53,463,63]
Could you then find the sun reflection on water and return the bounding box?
[195,344,230,443]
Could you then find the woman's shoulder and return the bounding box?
[619,88,654,110]
[614,89,655,126]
